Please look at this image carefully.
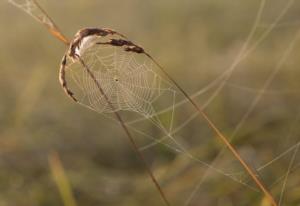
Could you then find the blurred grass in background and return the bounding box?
[1,0,300,205]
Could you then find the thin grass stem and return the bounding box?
[146,53,277,206]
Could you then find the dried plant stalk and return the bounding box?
[61,28,276,206]
[8,1,278,206]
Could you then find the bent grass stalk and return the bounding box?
[10,1,171,205]
[9,1,278,205]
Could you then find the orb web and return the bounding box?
[63,35,175,117]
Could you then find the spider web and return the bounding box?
[63,34,256,190]
[6,0,300,205]
[64,39,176,120]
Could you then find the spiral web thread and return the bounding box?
[67,43,177,127]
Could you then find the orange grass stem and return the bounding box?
[33,0,70,45]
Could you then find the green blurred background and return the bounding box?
[1,0,300,205]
